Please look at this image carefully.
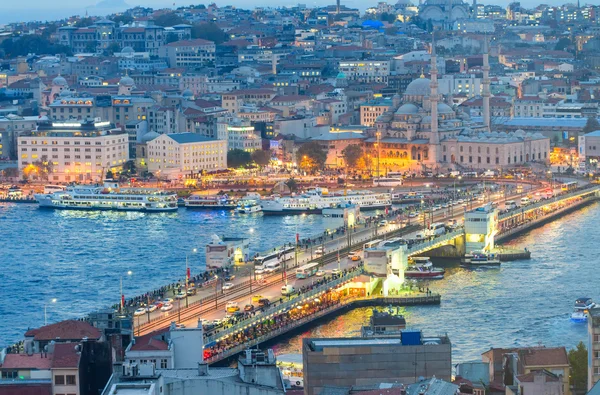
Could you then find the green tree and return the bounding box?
[568,341,587,391]
[555,37,572,51]
[111,14,134,25]
[582,117,600,134]
[75,17,94,27]
[227,149,252,168]
[191,22,228,44]
[285,177,299,193]
[153,12,186,27]
[342,144,363,169]
[122,160,137,175]
[297,141,327,172]
[105,42,121,55]
[84,40,98,53]
[166,32,179,44]
[251,149,271,168]
[0,35,72,57]
[378,12,397,23]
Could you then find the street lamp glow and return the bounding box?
[192,248,197,253]
[249,228,254,233]
[127,270,133,276]
[51,298,57,303]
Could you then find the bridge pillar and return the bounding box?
[464,204,498,252]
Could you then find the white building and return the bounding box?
[146,133,227,179]
[464,204,498,251]
[438,74,483,98]
[18,120,128,183]
[159,39,216,68]
[338,60,390,83]
[218,118,262,152]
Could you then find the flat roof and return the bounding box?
[311,338,402,348]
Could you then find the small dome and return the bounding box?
[59,89,71,97]
[53,75,68,87]
[142,131,160,142]
[396,103,419,115]
[182,89,193,98]
[437,103,454,114]
[404,77,431,96]
[336,72,347,79]
[120,75,135,87]
[121,46,135,54]
[421,115,432,124]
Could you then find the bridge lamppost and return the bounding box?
[185,248,198,308]
[44,298,57,327]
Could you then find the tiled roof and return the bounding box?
[24,320,101,342]
[517,370,560,383]
[1,354,52,370]
[519,347,568,368]
[130,329,169,352]
[51,343,81,369]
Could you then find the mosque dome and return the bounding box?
[437,103,453,114]
[396,103,419,115]
[141,131,160,142]
[121,46,135,54]
[336,72,347,79]
[59,89,71,97]
[120,75,135,87]
[182,89,194,98]
[52,75,68,87]
[404,77,431,96]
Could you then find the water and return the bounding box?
[1,202,597,362]
[0,204,334,346]
[272,202,600,363]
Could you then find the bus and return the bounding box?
[363,239,383,250]
[561,181,578,192]
[428,222,446,236]
[253,246,295,267]
[264,261,281,273]
[296,262,320,279]
[373,177,403,187]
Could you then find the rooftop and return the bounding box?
[166,133,221,144]
[0,353,53,370]
[24,320,101,342]
[51,343,81,369]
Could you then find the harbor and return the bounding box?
[1,180,599,364]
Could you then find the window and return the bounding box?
[161,359,168,368]
[55,375,65,385]
[66,375,76,385]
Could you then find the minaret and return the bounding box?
[429,32,439,165]
[482,36,491,131]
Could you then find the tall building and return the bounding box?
[303,331,452,395]
[589,308,600,390]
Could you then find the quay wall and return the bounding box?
[496,195,598,243]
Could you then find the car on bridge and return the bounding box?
[222,282,234,291]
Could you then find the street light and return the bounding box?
[44,298,57,326]
[185,248,198,308]
[452,176,462,217]
[120,270,133,314]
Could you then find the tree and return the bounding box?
[568,341,587,391]
[106,169,114,180]
[105,42,121,56]
[191,22,229,44]
[166,32,179,44]
[122,160,137,175]
[75,17,94,27]
[227,149,252,168]
[0,35,72,57]
[582,117,600,134]
[153,12,186,27]
[251,149,271,168]
[84,40,98,53]
[111,14,134,26]
[342,144,363,169]
[285,177,299,193]
[555,37,572,51]
[297,141,327,172]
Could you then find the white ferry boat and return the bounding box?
[236,199,262,214]
[184,194,237,210]
[373,177,403,187]
[260,187,391,215]
[35,181,178,212]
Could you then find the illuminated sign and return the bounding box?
[94,121,111,128]
[52,122,82,127]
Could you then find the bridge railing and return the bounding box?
[406,228,465,257]
[204,267,364,343]
[498,185,599,221]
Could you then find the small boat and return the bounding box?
[404,266,445,279]
[571,310,588,323]
[461,251,501,266]
[236,199,262,214]
[409,256,433,269]
[575,297,596,311]
[277,354,303,389]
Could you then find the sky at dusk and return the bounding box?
[0,0,581,25]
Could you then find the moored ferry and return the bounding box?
[34,181,178,212]
[260,187,391,215]
[184,194,237,210]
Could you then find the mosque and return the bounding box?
[369,39,550,172]
[418,0,471,30]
